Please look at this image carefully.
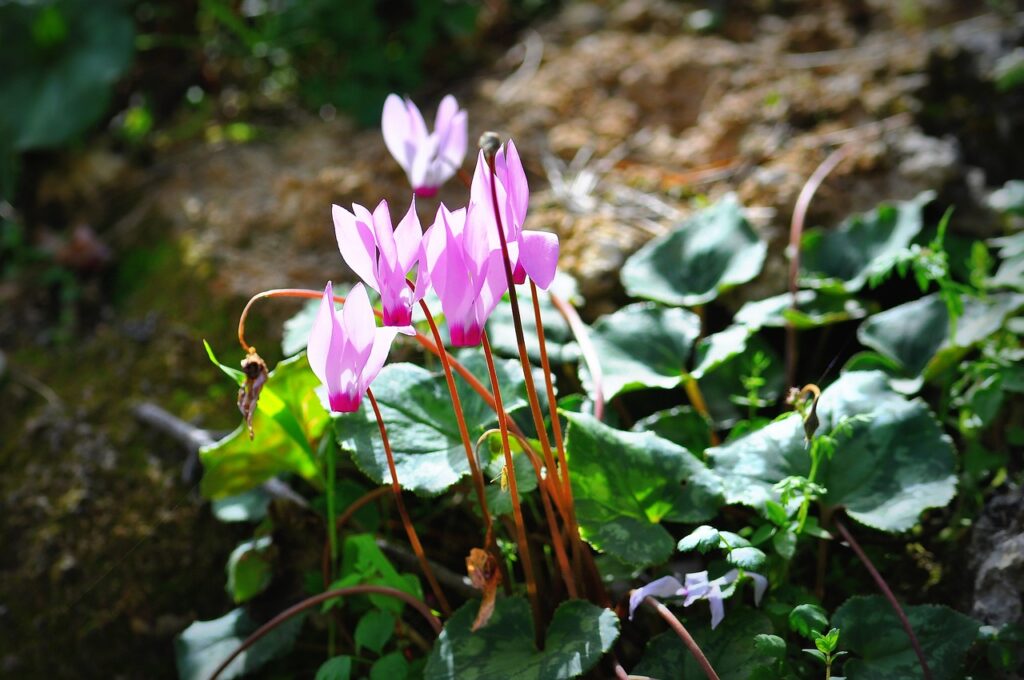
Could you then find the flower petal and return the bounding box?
[519,229,559,289]
[382,94,413,173]
[360,326,401,393]
[393,197,423,274]
[708,585,726,630]
[333,204,379,290]
[341,283,375,359]
[747,572,769,606]
[372,199,399,276]
[307,282,337,386]
[502,140,529,229]
[628,576,685,620]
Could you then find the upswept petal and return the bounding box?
[333,204,379,290]
[410,134,441,190]
[404,97,429,144]
[360,326,401,392]
[502,140,529,230]
[748,572,769,605]
[393,198,423,274]
[708,585,726,630]
[341,283,375,361]
[382,95,413,171]
[519,229,560,289]
[371,200,399,276]
[628,576,684,620]
[307,282,338,386]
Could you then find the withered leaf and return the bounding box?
[466,547,501,632]
[238,350,268,439]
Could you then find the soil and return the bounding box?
[2,0,1023,677]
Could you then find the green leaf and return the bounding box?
[800,192,934,292]
[988,232,1024,291]
[355,609,396,654]
[789,604,829,639]
[708,371,956,532]
[735,290,869,330]
[200,348,327,498]
[0,1,135,151]
[987,180,1024,216]
[316,656,353,680]
[754,633,787,659]
[334,357,526,496]
[632,406,712,456]
[772,528,798,560]
[425,598,619,680]
[370,652,408,680]
[691,325,755,379]
[564,412,723,567]
[487,272,580,364]
[816,628,841,654]
[479,431,539,517]
[281,298,323,356]
[833,596,980,680]
[696,335,784,426]
[727,546,767,571]
[174,608,304,680]
[857,292,1024,379]
[226,536,273,604]
[622,195,767,306]
[678,525,722,554]
[634,609,775,679]
[332,534,422,615]
[583,303,700,401]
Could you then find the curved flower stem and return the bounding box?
[548,291,604,422]
[368,388,451,616]
[415,295,495,545]
[833,515,932,680]
[207,585,442,680]
[482,332,543,635]
[786,145,851,387]
[643,596,720,680]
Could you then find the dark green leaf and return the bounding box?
[425,598,619,680]
[708,371,956,532]
[355,609,396,654]
[316,656,353,680]
[622,195,767,306]
[696,335,784,426]
[754,634,787,659]
[800,192,934,292]
[486,272,580,364]
[789,604,829,639]
[226,536,273,604]
[833,596,980,680]
[691,325,755,379]
[479,431,539,517]
[334,357,526,496]
[370,651,408,680]
[634,609,775,679]
[772,529,797,560]
[857,292,1024,379]
[727,546,767,571]
[332,534,422,615]
[200,348,327,498]
[735,290,869,330]
[584,303,700,401]
[212,488,271,523]
[281,298,323,356]
[678,525,722,554]
[632,406,712,456]
[174,608,304,680]
[565,412,723,567]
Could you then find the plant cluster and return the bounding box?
[182,95,1024,680]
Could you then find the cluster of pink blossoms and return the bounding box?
[308,95,559,413]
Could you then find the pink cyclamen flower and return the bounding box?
[382,94,467,198]
[333,198,426,327]
[307,282,401,413]
[628,570,768,630]
[469,140,560,289]
[423,203,508,347]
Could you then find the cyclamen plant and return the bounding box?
[184,92,1019,680]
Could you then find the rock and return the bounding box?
[969,485,1024,626]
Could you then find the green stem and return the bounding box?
[796,442,821,534]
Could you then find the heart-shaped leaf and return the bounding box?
[858,292,1024,379]
[988,232,1024,291]
[564,412,723,567]
[175,608,305,680]
[632,406,712,456]
[694,335,784,426]
[633,609,775,680]
[800,192,934,292]
[832,596,980,680]
[334,356,526,496]
[226,536,273,604]
[621,195,767,306]
[200,345,327,498]
[584,303,701,401]
[707,371,956,532]
[487,272,581,365]
[425,597,619,680]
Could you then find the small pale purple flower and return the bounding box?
[422,203,508,347]
[469,140,559,289]
[333,198,427,327]
[307,282,401,413]
[629,569,768,630]
[382,94,467,197]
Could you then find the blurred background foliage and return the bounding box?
[0,0,549,202]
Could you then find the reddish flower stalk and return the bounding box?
[208,585,441,680]
[481,331,543,634]
[416,293,495,545]
[367,388,451,616]
[643,596,720,680]
[786,145,851,387]
[833,515,933,680]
